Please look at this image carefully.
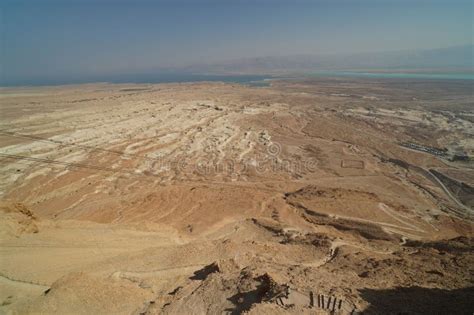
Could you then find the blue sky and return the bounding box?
[1,0,473,81]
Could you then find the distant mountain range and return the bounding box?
[179,45,473,74]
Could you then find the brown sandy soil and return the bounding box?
[0,79,473,314]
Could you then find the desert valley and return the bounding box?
[0,77,473,314]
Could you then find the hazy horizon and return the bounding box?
[1,0,473,83]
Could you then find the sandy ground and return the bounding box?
[0,79,473,314]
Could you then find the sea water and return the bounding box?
[308,71,474,80]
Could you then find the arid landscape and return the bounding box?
[0,78,473,314]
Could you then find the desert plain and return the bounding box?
[0,77,473,314]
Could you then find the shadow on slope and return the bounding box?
[359,286,474,314]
